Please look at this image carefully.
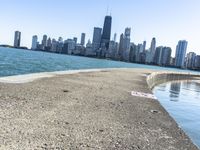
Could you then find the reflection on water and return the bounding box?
[153,81,200,148]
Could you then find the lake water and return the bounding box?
[153,81,200,148]
[0,47,198,77]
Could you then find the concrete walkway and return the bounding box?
[0,69,199,149]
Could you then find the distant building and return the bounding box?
[118,28,131,61]
[85,40,96,56]
[194,55,200,70]
[42,35,48,50]
[107,40,118,59]
[113,33,117,42]
[51,39,58,52]
[143,41,146,52]
[73,37,78,45]
[100,16,112,50]
[31,35,38,50]
[118,33,124,59]
[153,46,163,65]
[175,40,188,68]
[14,31,21,48]
[47,38,52,48]
[62,39,75,55]
[123,28,131,61]
[92,27,102,52]
[159,47,172,66]
[81,33,86,46]
[149,37,156,63]
[186,52,196,69]
[153,46,171,66]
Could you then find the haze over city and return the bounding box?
[0,0,200,56]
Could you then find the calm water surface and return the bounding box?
[153,81,200,148]
[0,47,198,77]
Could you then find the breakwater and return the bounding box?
[147,72,200,89]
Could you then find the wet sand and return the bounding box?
[0,69,199,149]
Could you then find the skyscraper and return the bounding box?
[81,33,86,46]
[101,16,112,50]
[143,41,146,52]
[14,31,21,48]
[73,37,78,45]
[118,33,124,58]
[42,35,47,50]
[149,37,156,63]
[92,27,102,51]
[175,40,188,68]
[113,33,117,42]
[186,52,196,69]
[31,35,38,50]
[159,47,172,66]
[122,28,131,61]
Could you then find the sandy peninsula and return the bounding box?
[0,68,199,150]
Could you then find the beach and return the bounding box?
[0,68,199,149]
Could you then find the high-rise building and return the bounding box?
[73,37,78,45]
[143,41,146,52]
[81,33,86,46]
[14,31,21,47]
[31,35,38,50]
[51,39,57,52]
[194,55,200,70]
[101,16,112,50]
[159,47,172,66]
[153,46,163,65]
[47,38,52,48]
[186,52,196,69]
[175,40,188,68]
[92,27,102,51]
[113,33,117,42]
[122,28,131,61]
[118,33,124,59]
[42,35,47,50]
[62,39,75,55]
[149,37,156,63]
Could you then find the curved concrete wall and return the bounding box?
[147,72,200,89]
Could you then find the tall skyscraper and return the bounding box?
[42,35,47,50]
[81,33,86,46]
[14,31,21,47]
[92,27,102,51]
[31,35,38,50]
[113,33,117,42]
[118,33,124,58]
[143,41,146,52]
[149,37,156,63]
[101,16,112,49]
[122,28,131,61]
[153,46,163,65]
[175,40,188,68]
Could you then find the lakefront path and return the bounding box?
[0,69,199,149]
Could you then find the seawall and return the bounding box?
[147,71,200,89]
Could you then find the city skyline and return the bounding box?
[0,0,200,56]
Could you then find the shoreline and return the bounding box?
[0,68,199,149]
[0,67,199,84]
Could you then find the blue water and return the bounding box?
[0,47,198,77]
[153,81,200,148]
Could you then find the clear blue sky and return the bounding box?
[0,0,200,56]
